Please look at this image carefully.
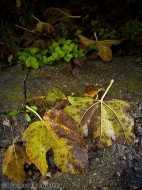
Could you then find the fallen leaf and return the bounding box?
[64,96,95,136]
[26,96,46,107]
[82,99,135,148]
[43,7,81,24]
[36,21,55,35]
[16,0,21,7]
[2,144,28,183]
[33,39,48,49]
[97,45,112,62]
[85,85,105,99]
[65,80,135,148]
[23,109,88,176]
[45,88,67,104]
[79,35,95,47]
[79,35,123,62]
[2,117,11,127]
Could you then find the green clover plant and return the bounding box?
[15,38,85,69]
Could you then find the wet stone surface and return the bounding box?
[0,56,142,189]
[0,65,27,113]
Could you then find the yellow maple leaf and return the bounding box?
[23,109,88,176]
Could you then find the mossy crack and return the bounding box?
[23,71,29,100]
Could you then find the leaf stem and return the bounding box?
[49,8,81,19]
[26,105,43,121]
[15,24,39,35]
[94,32,98,42]
[101,79,114,101]
[32,15,41,22]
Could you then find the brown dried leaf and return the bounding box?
[36,21,55,35]
[79,99,135,149]
[32,39,48,49]
[2,144,28,183]
[26,96,46,107]
[98,39,123,48]
[97,46,112,62]
[79,35,123,62]
[85,85,105,98]
[16,0,21,7]
[23,109,88,176]
[43,7,81,24]
[78,35,95,47]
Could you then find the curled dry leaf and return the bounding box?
[45,88,67,109]
[97,45,112,62]
[23,109,88,176]
[79,35,123,62]
[36,21,55,36]
[2,144,28,183]
[79,35,95,47]
[85,85,105,99]
[16,0,21,7]
[43,7,81,24]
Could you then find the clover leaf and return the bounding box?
[26,57,39,69]
[57,51,65,59]
[62,45,73,53]
[29,47,39,55]
[55,46,61,52]
[64,54,73,62]
[65,39,72,45]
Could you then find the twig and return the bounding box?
[15,24,39,36]
[32,15,41,22]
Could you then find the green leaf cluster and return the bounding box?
[121,19,142,40]
[90,19,119,40]
[15,38,85,69]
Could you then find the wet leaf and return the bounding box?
[65,80,135,148]
[23,109,88,176]
[64,96,95,123]
[2,144,28,183]
[79,35,123,62]
[45,88,67,104]
[85,85,105,98]
[26,96,46,107]
[79,99,135,148]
